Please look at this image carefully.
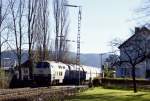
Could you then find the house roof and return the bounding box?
[118,27,150,49]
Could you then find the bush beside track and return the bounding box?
[0,69,10,89]
[101,78,150,90]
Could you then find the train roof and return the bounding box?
[81,65,101,73]
[36,61,101,73]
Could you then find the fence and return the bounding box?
[101,78,150,89]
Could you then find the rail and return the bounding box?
[0,86,88,101]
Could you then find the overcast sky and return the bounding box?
[62,0,143,54]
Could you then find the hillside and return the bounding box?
[1,50,109,68]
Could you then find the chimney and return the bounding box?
[135,27,140,34]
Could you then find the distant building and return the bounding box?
[1,58,15,73]
[116,27,150,78]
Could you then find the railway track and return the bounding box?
[0,87,49,100]
[0,86,87,101]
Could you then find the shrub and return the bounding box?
[101,78,150,89]
[92,77,101,87]
[104,68,115,78]
[88,77,93,88]
[0,69,10,88]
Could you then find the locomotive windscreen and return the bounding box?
[36,62,49,68]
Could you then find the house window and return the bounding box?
[120,68,124,77]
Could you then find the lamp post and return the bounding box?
[99,51,117,78]
[64,4,82,85]
[100,53,105,78]
[0,0,2,68]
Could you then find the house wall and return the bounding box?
[116,58,149,78]
[117,27,150,79]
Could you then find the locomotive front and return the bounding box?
[33,61,51,86]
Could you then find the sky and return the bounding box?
[1,0,143,54]
[64,0,143,54]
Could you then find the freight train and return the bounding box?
[32,61,101,86]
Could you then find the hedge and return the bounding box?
[0,69,11,88]
[101,78,150,88]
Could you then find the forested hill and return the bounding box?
[1,50,109,68]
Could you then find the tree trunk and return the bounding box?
[28,45,33,79]
[132,65,137,93]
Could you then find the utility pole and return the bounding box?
[55,35,63,62]
[76,6,81,67]
[55,35,58,62]
[100,53,104,78]
[57,35,64,62]
[76,6,81,85]
[0,0,2,68]
[64,4,82,85]
[100,51,118,78]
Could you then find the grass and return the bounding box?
[66,87,150,101]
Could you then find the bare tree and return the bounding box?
[53,0,59,61]
[27,0,39,78]
[0,0,10,68]
[53,0,69,62]
[40,0,49,60]
[33,0,50,62]
[114,27,150,93]
[9,0,25,79]
[137,0,150,25]
[105,54,120,69]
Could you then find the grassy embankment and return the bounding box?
[66,87,150,101]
